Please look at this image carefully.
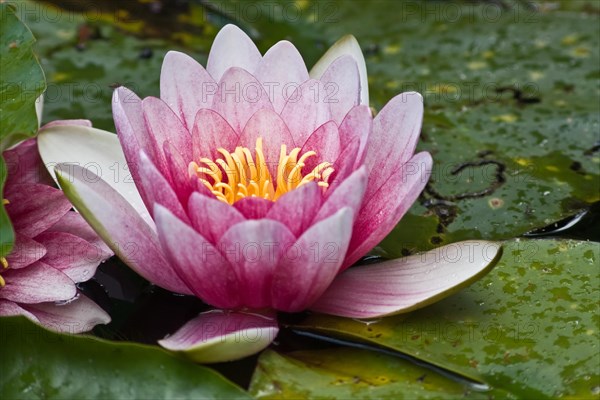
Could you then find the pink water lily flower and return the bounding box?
[38,25,500,362]
[1,124,112,333]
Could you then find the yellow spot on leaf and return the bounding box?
[493,114,518,123]
[467,61,487,70]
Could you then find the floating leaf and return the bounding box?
[0,316,251,399]
[297,239,600,398]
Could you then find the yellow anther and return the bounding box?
[189,138,334,205]
[2,199,9,206]
[0,257,8,288]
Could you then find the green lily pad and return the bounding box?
[0,2,45,149]
[249,348,515,399]
[296,239,600,399]
[0,2,45,257]
[0,316,251,399]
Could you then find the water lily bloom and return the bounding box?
[0,125,112,333]
[38,25,500,362]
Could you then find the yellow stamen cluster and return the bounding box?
[0,257,7,287]
[189,138,334,205]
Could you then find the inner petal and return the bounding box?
[189,137,334,205]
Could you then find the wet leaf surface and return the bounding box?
[249,348,516,399]
[296,239,600,398]
[0,316,251,399]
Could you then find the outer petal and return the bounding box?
[206,24,262,81]
[0,299,39,322]
[266,182,321,237]
[40,119,92,129]
[5,183,72,238]
[212,68,274,134]
[254,41,309,113]
[160,51,216,130]
[345,152,432,268]
[0,261,76,304]
[310,35,369,105]
[312,241,502,318]
[54,164,192,295]
[300,121,341,173]
[315,167,367,223]
[112,87,154,207]
[35,231,105,283]
[23,294,111,333]
[5,234,46,269]
[218,219,295,308]
[280,79,332,146]
[272,208,353,312]
[137,150,190,224]
[155,205,240,309]
[47,212,113,258]
[319,55,360,124]
[191,108,239,160]
[338,105,372,168]
[363,92,423,202]
[4,139,52,186]
[142,96,193,170]
[37,124,152,226]
[163,141,196,205]
[187,192,245,245]
[158,310,278,363]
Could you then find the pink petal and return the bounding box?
[272,208,354,312]
[55,164,192,295]
[40,119,92,129]
[327,136,360,194]
[0,299,39,322]
[312,241,502,318]
[137,150,190,224]
[142,96,193,171]
[112,86,156,173]
[212,68,275,134]
[191,108,239,160]
[217,219,295,308]
[35,232,105,283]
[160,51,216,130]
[280,79,332,146]
[319,55,360,124]
[237,108,295,178]
[5,183,72,238]
[23,293,111,333]
[0,261,76,304]
[155,205,240,309]
[206,24,262,81]
[4,139,52,186]
[254,40,309,113]
[233,197,273,220]
[363,92,423,202]
[300,121,341,172]
[158,310,278,363]
[47,212,113,258]
[345,152,432,268]
[187,192,245,245]
[163,141,196,206]
[338,105,372,168]
[266,182,322,237]
[315,167,367,223]
[5,234,46,269]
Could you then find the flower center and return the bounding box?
[0,199,9,288]
[189,138,334,205]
